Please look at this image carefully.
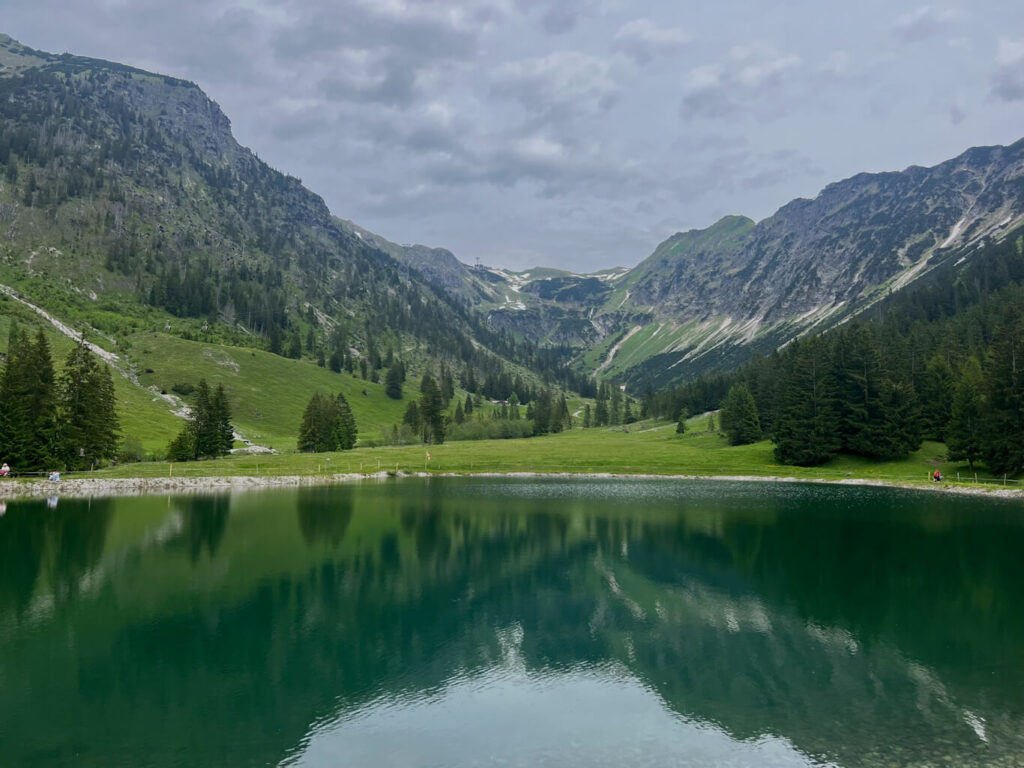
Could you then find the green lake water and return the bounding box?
[1,478,1023,767]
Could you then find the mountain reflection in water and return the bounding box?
[0,478,1022,767]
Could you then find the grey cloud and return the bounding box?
[273,0,480,108]
[991,38,1024,101]
[681,43,801,121]
[514,0,599,34]
[891,6,959,43]
[613,18,690,64]
[419,135,638,198]
[492,51,621,124]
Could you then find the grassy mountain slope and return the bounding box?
[0,33,570,451]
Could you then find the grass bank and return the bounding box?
[38,418,1016,492]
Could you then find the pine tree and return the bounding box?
[676,407,688,434]
[403,401,421,433]
[58,341,121,469]
[720,382,762,446]
[419,374,446,444]
[583,403,592,428]
[0,329,58,471]
[211,384,234,455]
[192,380,218,459]
[298,392,334,452]
[833,324,898,458]
[166,379,231,460]
[384,363,403,399]
[609,386,623,426]
[919,354,954,441]
[532,389,553,435]
[287,330,302,359]
[980,307,1024,475]
[334,392,358,450]
[947,357,984,470]
[771,337,840,465]
[453,401,465,424]
[594,384,609,427]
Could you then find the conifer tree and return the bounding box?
[719,382,762,446]
[384,363,403,399]
[419,374,446,444]
[833,324,897,458]
[980,309,1024,475]
[403,401,421,433]
[676,407,688,434]
[298,392,335,452]
[771,337,840,465]
[0,329,58,473]
[192,380,218,459]
[609,386,623,426]
[58,341,120,469]
[594,384,609,427]
[212,384,234,455]
[583,403,592,428]
[334,392,358,450]
[166,379,232,461]
[947,357,984,470]
[919,354,954,441]
[558,393,571,431]
[532,389,553,435]
[0,329,58,470]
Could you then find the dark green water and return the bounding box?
[1,478,1023,767]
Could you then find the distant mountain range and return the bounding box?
[2,32,1023,393]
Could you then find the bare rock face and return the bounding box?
[473,140,1024,386]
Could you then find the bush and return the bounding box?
[119,435,145,463]
[447,419,536,442]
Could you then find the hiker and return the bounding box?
[0,462,9,477]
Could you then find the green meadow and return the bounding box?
[81,414,1013,492]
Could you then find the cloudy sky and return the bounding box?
[5,1,1024,271]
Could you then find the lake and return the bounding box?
[1,478,1022,767]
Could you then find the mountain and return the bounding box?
[3,31,1023,404]
[479,141,1024,388]
[0,33,566,415]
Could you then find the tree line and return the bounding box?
[166,380,235,461]
[655,233,1024,474]
[0,324,120,472]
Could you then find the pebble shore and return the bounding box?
[1,471,1021,502]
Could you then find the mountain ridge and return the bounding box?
[2,31,1023,397]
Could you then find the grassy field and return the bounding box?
[78,414,1016,491]
[3,306,1017,491]
[128,331,415,451]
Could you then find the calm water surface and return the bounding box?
[1,478,1023,767]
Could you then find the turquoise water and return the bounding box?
[1,478,1022,766]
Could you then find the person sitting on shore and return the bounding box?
[0,462,9,477]
[933,470,943,482]
[48,470,60,482]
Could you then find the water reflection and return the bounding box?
[0,480,1022,767]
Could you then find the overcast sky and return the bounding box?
[4,1,1024,271]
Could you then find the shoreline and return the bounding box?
[1,470,1022,503]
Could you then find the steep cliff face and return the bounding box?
[495,140,1024,387]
